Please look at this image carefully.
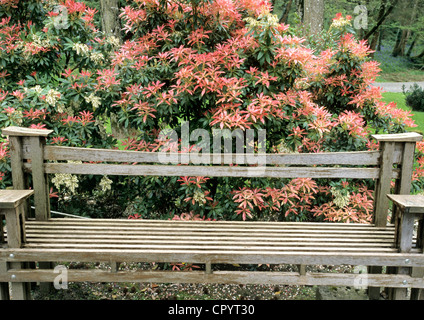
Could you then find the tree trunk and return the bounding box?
[303,0,324,36]
[369,31,380,57]
[392,0,419,57]
[280,0,293,24]
[377,28,384,51]
[100,0,121,41]
[392,29,409,57]
[364,0,399,41]
[406,34,418,57]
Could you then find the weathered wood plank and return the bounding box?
[9,137,25,190]
[397,143,416,195]
[25,218,395,229]
[24,220,395,230]
[373,142,395,227]
[2,126,53,137]
[0,190,34,209]
[372,132,423,142]
[2,269,424,288]
[42,162,388,179]
[4,208,23,249]
[22,225,395,235]
[2,248,423,267]
[30,137,50,221]
[43,146,383,166]
[387,195,424,214]
[0,261,9,300]
[24,234,395,244]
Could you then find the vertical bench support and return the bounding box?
[371,132,422,227]
[0,190,34,300]
[0,214,8,300]
[387,194,424,300]
[2,127,54,294]
[370,133,422,300]
[2,127,53,220]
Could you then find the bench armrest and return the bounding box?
[0,190,34,248]
[388,194,424,253]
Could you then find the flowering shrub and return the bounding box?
[0,1,422,222]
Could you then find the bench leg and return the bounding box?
[367,266,382,300]
[411,268,424,300]
[9,262,31,300]
[39,262,53,294]
[0,262,9,300]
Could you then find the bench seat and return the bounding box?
[5,218,422,266]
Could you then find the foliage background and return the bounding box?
[0,0,423,224]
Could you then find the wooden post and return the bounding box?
[2,127,53,294]
[0,260,8,300]
[0,215,9,300]
[2,127,53,221]
[370,133,422,299]
[371,132,422,227]
[0,190,34,300]
[387,194,424,300]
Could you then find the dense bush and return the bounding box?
[404,83,424,112]
[0,0,422,223]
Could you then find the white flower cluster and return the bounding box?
[51,161,81,194]
[56,104,66,113]
[72,43,90,56]
[90,52,104,64]
[244,13,279,29]
[193,190,207,206]
[106,36,120,47]
[277,140,295,154]
[9,110,23,125]
[330,17,352,30]
[84,93,102,109]
[331,187,351,208]
[99,175,113,192]
[32,34,52,49]
[45,89,61,106]
[51,173,79,194]
[30,85,43,95]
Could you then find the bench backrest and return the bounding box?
[3,126,422,227]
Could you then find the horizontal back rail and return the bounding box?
[20,142,406,165]
[21,162,400,179]
[41,146,382,166]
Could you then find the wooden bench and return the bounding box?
[1,126,424,300]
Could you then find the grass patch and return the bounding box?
[381,92,424,134]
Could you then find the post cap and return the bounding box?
[372,132,423,143]
[2,126,53,137]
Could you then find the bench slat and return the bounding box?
[41,163,394,179]
[2,248,423,267]
[42,146,383,166]
[2,269,424,288]
[26,218,393,229]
